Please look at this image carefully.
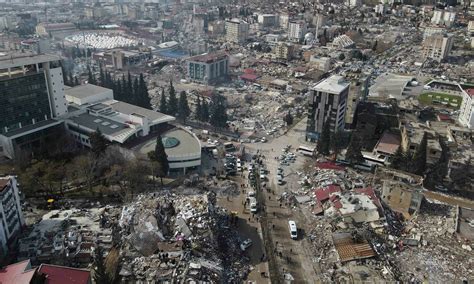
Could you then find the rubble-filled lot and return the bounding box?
[118,186,251,283]
[275,159,473,282]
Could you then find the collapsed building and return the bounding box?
[117,190,250,283]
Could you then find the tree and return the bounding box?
[159,88,167,114]
[177,91,191,122]
[338,53,345,61]
[148,136,169,185]
[99,64,105,87]
[132,76,140,106]
[209,93,227,128]
[87,65,96,85]
[138,73,151,109]
[283,111,294,126]
[346,133,364,164]
[411,132,427,175]
[195,96,202,121]
[126,72,133,102]
[201,98,210,122]
[167,81,178,116]
[93,246,111,284]
[317,120,331,155]
[90,128,109,157]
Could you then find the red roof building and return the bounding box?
[0,260,36,284]
[465,88,474,97]
[240,73,260,82]
[353,187,382,208]
[37,264,91,284]
[314,185,342,202]
[374,132,400,156]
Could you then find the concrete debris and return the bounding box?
[118,190,251,282]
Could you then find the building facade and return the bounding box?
[0,176,25,256]
[288,21,306,43]
[225,19,249,43]
[273,42,294,60]
[431,10,456,27]
[458,88,474,129]
[306,75,349,141]
[187,53,229,85]
[0,53,67,159]
[421,34,453,61]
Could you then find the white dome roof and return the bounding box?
[304,32,315,40]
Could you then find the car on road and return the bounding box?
[240,239,253,251]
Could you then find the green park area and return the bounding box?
[418,92,462,109]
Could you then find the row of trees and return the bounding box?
[159,82,228,128]
[316,120,346,159]
[92,66,152,110]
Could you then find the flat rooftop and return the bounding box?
[188,52,228,64]
[65,84,112,99]
[0,53,61,69]
[1,119,63,138]
[139,128,201,158]
[369,73,413,99]
[312,75,350,94]
[67,112,130,137]
[103,100,175,124]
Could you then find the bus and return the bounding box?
[297,145,315,157]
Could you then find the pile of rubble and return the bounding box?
[118,190,250,282]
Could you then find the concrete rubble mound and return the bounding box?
[118,190,250,282]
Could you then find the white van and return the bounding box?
[288,221,297,239]
[249,197,258,213]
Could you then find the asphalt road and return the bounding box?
[244,118,322,283]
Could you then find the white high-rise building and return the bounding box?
[0,176,25,256]
[225,19,249,43]
[279,13,289,28]
[458,88,474,129]
[306,75,349,141]
[421,34,453,61]
[348,0,361,7]
[431,10,456,27]
[288,21,307,43]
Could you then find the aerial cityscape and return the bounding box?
[0,0,473,283]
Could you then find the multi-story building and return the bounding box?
[0,176,25,256]
[421,34,453,61]
[306,75,349,141]
[0,53,67,159]
[93,49,152,70]
[279,13,290,29]
[468,21,474,33]
[225,19,249,43]
[187,52,229,85]
[309,55,332,72]
[257,14,276,27]
[35,22,76,37]
[458,88,474,129]
[347,0,361,7]
[423,26,446,39]
[345,76,369,127]
[431,10,456,27]
[273,42,294,61]
[288,21,307,43]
